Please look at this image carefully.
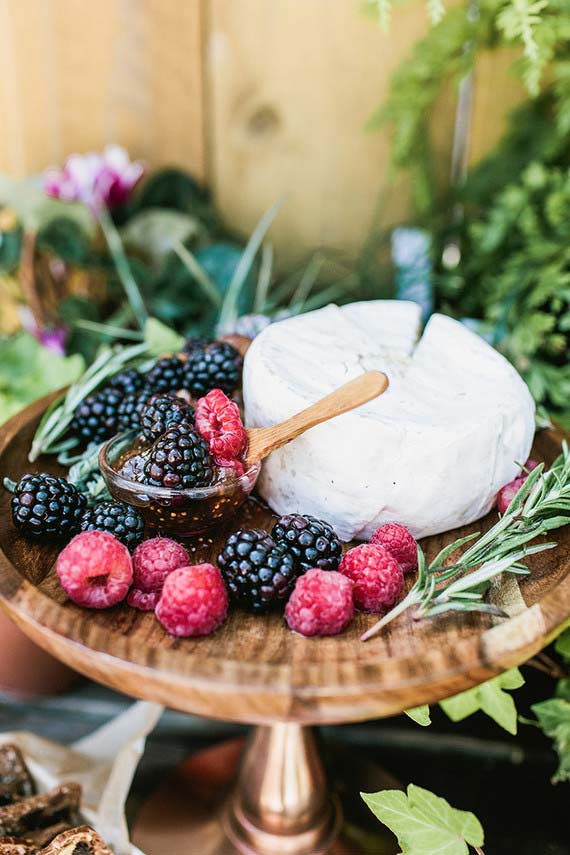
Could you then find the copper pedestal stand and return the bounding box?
[1,399,570,855]
[133,724,399,855]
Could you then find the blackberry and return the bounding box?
[70,386,123,446]
[80,500,145,550]
[117,388,152,432]
[145,356,184,395]
[182,336,210,355]
[140,394,194,441]
[217,529,297,613]
[11,473,87,540]
[182,341,243,398]
[272,514,342,573]
[143,423,214,489]
[109,369,146,396]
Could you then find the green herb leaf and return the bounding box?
[144,317,185,357]
[405,705,431,726]
[362,784,484,855]
[0,334,84,426]
[440,668,525,735]
[531,698,570,783]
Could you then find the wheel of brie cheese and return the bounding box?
[243,301,535,541]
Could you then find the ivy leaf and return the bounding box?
[144,317,185,357]
[531,698,570,783]
[405,705,431,727]
[120,208,203,267]
[439,668,524,734]
[362,784,484,855]
[0,333,84,425]
[554,627,570,662]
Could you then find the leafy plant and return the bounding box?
[437,159,570,426]
[0,333,84,425]
[373,0,570,216]
[28,341,148,461]
[405,705,432,726]
[440,668,525,734]
[362,784,485,854]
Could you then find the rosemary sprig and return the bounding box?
[29,342,149,462]
[361,443,570,641]
[66,442,111,504]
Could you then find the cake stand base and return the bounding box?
[133,725,398,855]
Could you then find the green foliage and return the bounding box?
[36,216,91,265]
[120,208,203,268]
[362,784,484,855]
[438,158,570,426]
[554,627,570,662]
[0,221,23,273]
[144,317,185,357]
[375,0,570,216]
[440,668,525,735]
[404,705,432,726]
[368,5,478,215]
[531,698,570,782]
[0,333,84,425]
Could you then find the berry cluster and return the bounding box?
[57,531,227,637]
[286,521,418,636]
[16,477,418,639]
[67,340,243,450]
[10,473,145,549]
[135,388,247,491]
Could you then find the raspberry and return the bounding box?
[497,477,526,515]
[285,569,354,637]
[370,523,417,574]
[156,564,228,637]
[496,458,540,515]
[131,536,190,595]
[127,587,160,611]
[339,543,403,612]
[194,389,247,469]
[56,530,133,609]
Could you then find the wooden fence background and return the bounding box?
[0,0,524,264]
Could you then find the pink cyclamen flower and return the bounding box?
[44,145,144,213]
[21,308,67,356]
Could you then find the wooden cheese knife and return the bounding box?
[245,370,389,467]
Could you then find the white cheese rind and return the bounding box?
[243,301,535,541]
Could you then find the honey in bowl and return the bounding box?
[99,431,260,538]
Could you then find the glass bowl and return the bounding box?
[99,430,261,538]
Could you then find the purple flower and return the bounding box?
[44,145,144,213]
[21,308,68,355]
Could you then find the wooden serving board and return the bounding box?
[0,394,569,725]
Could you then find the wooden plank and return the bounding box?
[469,48,525,165]
[205,0,454,264]
[0,0,206,180]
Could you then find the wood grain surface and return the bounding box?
[0,1,523,264]
[0,394,569,725]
